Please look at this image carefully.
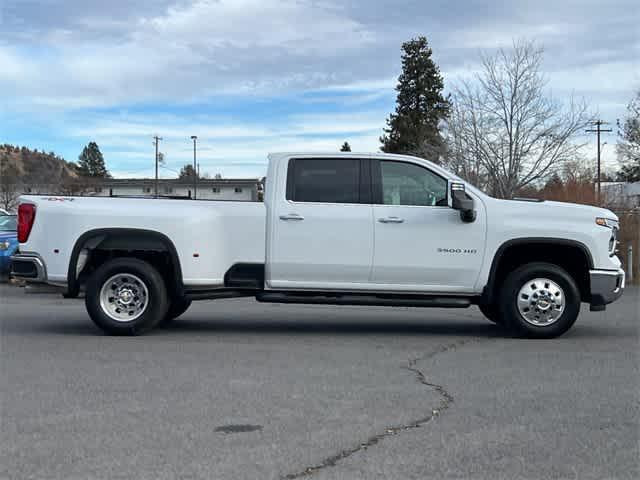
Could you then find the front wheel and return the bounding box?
[498,262,580,339]
[85,258,169,335]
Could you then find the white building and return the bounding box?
[601,182,640,208]
[94,178,262,201]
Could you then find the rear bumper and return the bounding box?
[589,268,625,309]
[10,253,47,283]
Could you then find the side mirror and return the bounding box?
[450,182,476,223]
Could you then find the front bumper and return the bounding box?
[10,253,47,283]
[589,268,625,310]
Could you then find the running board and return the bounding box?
[255,292,471,308]
[184,289,254,301]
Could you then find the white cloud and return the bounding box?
[69,109,387,177]
[2,0,377,108]
[456,23,570,50]
[3,0,638,181]
[141,0,371,52]
[0,47,30,82]
[68,109,388,142]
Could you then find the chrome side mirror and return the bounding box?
[450,182,476,223]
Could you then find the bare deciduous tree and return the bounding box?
[0,153,19,212]
[446,40,593,198]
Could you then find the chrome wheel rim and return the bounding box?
[516,278,565,326]
[99,273,149,322]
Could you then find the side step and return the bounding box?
[184,289,254,301]
[255,292,472,308]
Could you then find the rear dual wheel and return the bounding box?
[159,297,192,326]
[85,258,168,335]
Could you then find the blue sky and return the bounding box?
[1,0,638,179]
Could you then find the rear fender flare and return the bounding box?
[65,228,183,298]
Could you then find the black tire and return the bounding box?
[160,297,192,326]
[478,303,503,325]
[85,258,169,335]
[498,262,581,339]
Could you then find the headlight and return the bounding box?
[595,217,619,229]
[596,217,619,256]
[0,241,10,251]
[610,227,619,255]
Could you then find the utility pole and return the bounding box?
[190,136,198,200]
[585,120,612,204]
[153,135,162,198]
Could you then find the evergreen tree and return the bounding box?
[544,173,564,190]
[340,142,352,152]
[77,142,110,178]
[616,90,640,182]
[179,164,197,179]
[380,36,450,161]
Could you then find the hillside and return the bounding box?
[0,144,77,184]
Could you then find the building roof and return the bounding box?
[97,178,260,187]
[602,181,640,196]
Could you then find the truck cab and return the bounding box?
[265,153,486,293]
[11,152,625,338]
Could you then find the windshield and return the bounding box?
[0,216,17,232]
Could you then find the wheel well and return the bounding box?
[67,229,183,298]
[486,241,592,303]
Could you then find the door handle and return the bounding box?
[279,213,305,221]
[378,216,405,224]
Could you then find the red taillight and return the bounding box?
[18,203,36,243]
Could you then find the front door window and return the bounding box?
[380,161,447,207]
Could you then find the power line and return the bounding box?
[160,165,180,175]
[585,120,612,204]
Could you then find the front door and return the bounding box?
[371,159,486,293]
[267,157,374,290]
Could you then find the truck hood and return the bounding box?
[494,198,618,222]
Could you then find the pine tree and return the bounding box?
[77,142,110,178]
[340,142,352,152]
[179,164,197,179]
[380,36,450,161]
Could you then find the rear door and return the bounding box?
[267,157,374,290]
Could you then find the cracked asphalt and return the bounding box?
[1,283,638,480]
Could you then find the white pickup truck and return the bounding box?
[11,152,624,338]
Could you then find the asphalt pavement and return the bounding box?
[1,283,638,480]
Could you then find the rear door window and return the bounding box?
[287,158,361,204]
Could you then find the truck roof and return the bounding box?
[268,151,427,161]
[267,151,455,184]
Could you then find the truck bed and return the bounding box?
[19,195,266,286]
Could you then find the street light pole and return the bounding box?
[190,136,198,200]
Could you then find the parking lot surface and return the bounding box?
[1,284,638,480]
